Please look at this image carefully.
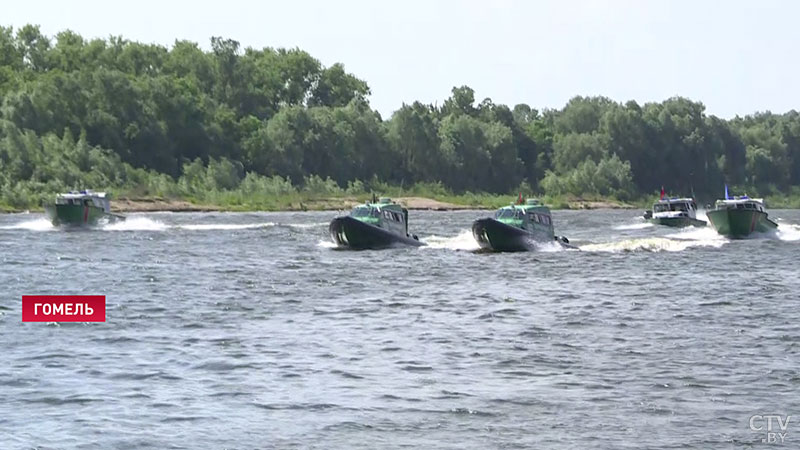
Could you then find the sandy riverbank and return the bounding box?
[109,196,634,212]
[3,196,635,213]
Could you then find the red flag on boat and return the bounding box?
[517,192,523,204]
[660,186,665,200]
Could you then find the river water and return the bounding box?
[2,209,799,449]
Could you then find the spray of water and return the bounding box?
[317,240,338,249]
[421,230,481,251]
[775,223,800,241]
[0,218,55,231]
[613,222,654,231]
[101,217,169,231]
[177,222,276,231]
[580,236,726,253]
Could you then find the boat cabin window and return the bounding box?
[351,207,372,217]
[495,209,515,219]
[654,204,669,212]
[542,215,551,225]
[529,213,539,223]
[736,203,744,209]
[381,210,401,222]
[670,203,688,212]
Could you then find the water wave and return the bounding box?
[581,236,726,253]
[282,222,329,231]
[664,226,725,241]
[0,218,54,231]
[317,239,337,249]
[776,223,800,242]
[101,217,168,231]
[177,222,276,231]
[422,230,481,251]
[613,221,653,230]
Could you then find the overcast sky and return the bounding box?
[4,0,799,118]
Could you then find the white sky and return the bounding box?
[4,0,799,118]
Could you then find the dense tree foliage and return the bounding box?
[2,25,800,208]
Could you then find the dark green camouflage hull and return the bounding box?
[706,208,777,238]
[44,204,122,227]
[649,217,707,228]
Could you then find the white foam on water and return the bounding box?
[0,218,55,231]
[285,222,328,230]
[422,230,481,251]
[776,223,800,241]
[531,240,569,252]
[665,225,725,241]
[613,221,653,230]
[581,236,726,253]
[177,222,276,231]
[317,239,337,249]
[101,217,168,231]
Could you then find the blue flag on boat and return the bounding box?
[724,184,729,200]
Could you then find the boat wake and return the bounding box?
[613,221,653,230]
[316,239,338,249]
[531,240,571,252]
[283,222,328,230]
[101,217,169,231]
[775,223,800,241]
[0,218,55,231]
[664,226,724,241]
[581,235,726,253]
[421,230,481,251]
[176,222,276,231]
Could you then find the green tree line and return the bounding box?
[2,25,800,209]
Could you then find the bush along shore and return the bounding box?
[2,173,637,213]
[3,26,800,212]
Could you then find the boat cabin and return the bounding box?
[494,198,554,235]
[350,197,410,236]
[55,190,112,212]
[712,196,766,212]
[651,197,699,218]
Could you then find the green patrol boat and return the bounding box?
[329,197,424,249]
[706,196,777,238]
[643,197,706,228]
[472,197,572,252]
[44,190,125,227]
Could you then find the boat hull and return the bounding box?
[472,218,563,252]
[329,216,423,249]
[706,208,777,238]
[649,217,707,228]
[44,204,124,227]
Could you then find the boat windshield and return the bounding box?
[655,203,689,212]
[671,203,688,211]
[351,207,379,218]
[495,209,515,219]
